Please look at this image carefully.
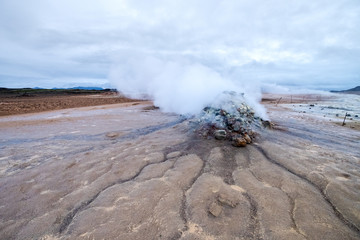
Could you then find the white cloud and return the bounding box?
[0,0,359,91]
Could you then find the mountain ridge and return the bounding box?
[330,86,360,94]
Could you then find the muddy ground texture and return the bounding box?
[0,94,360,239]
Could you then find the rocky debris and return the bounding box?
[106,132,120,138]
[209,202,222,217]
[243,134,252,144]
[208,187,240,218]
[232,137,247,147]
[142,105,160,111]
[196,91,270,147]
[214,130,227,140]
[218,193,238,208]
[262,120,272,129]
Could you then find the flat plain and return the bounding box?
[0,93,359,239]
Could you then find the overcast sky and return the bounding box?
[0,0,359,90]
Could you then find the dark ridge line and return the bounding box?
[266,134,309,150]
[178,158,205,239]
[244,147,307,239]
[113,117,188,142]
[2,117,187,147]
[3,118,186,178]
[58,140,187,234]
[133,154,179,182]
[285,125,358,147]
[254,145,360,234]
[4,146,96,176]
[136,154,184,240]
[265,134,360,171]
[246,168,307,238]
[221,145,237,185]
[242,192,261,240]
[242,147,252,169]
[200,145,260,240]
[177,190,189,234]
[234,148,261,239]
[268,134,360,171]
[179,192,189,236]
[285,192,308,239]
[241,148,262,240]
[137,155,184,240]
[270,122,360,155]
[172,138,216,239]
[247,168,265,187]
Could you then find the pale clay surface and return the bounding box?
[0,99,359,239]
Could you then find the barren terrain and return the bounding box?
[0,94,359,239]
[0,89,138,116]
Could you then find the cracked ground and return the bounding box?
[0,98,360,239]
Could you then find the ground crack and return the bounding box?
[58,156,174,234]
[177,158,205,239]
[246,158,307,238]
[254,145,360,234]
[285,192,308,239]
[247,166,307,239]
[242,192,262,240]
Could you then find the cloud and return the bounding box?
[0,0,359,91]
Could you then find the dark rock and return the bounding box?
[218,193,238,208]
[106,132,119,138]
[142,105,160,111]
[214,130,227,140]
[243,134,252,144]
[232,137,247,147]
[262,120,272,128]
[209,202,222,217]
[232,121,242,132]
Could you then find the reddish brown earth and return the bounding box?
[0,91,139,116]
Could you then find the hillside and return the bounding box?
[331,86,360,95]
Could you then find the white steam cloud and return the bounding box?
[109,54,267,118]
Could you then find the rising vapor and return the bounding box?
[109,54,268,118]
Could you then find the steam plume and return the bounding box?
[109,54,268,119]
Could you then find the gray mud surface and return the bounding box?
[0,98,359,239]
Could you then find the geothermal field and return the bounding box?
[0,92,359,239]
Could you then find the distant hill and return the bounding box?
[331,86,360,95]
[52,87,104,90]
[345,86,360,92]
[0,87,117,97]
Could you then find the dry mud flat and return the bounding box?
[0,96,360,239]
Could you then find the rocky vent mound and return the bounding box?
[195,91,270,147]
